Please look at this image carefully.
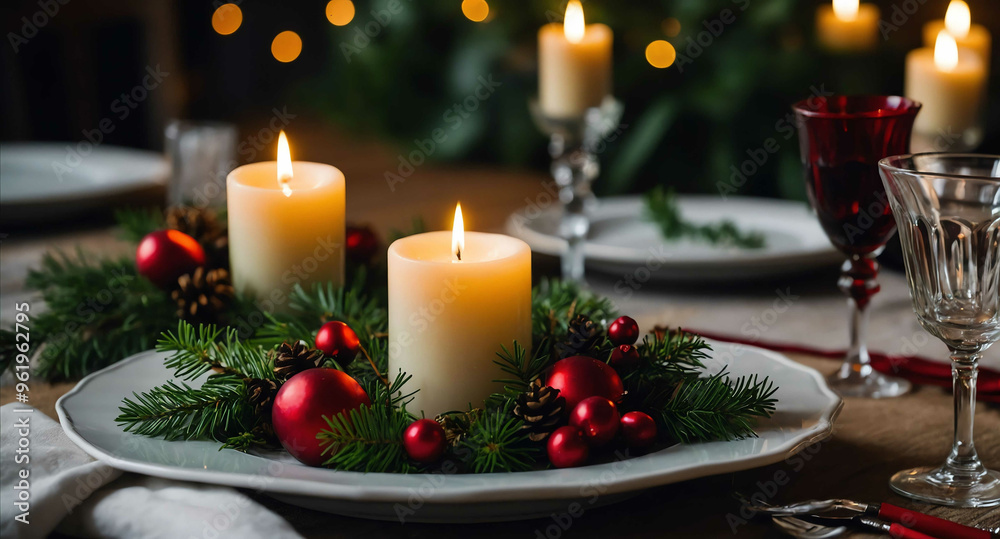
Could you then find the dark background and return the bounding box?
[2,0,998,201]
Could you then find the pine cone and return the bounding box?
[171,267,234,323]
[555,314,602,358]
[271,341,323,381]
[246,378,278,415]
[514,379,566,442]
[166,206,229,269]
[435,408,482,446]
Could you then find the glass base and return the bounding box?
[890,466,1000,507]
[826,367,911,399]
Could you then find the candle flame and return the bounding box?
[934,30,959,72]
[564,0,585,44]
[944,0,971,39]
[832,0,859,21]
[277,130,293,197]
[452,203,465,262]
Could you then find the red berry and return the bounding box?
[608,316,639,346]
[136,230,206,288]
[403,419,447,463]
[546,356,624,411]
[315,321,360,366]
[569,396,620,446]
[271,368,371,466]
[346,225,379,264]
[547,426,590,468]
[620,411,658,449]
[609,344,640,373]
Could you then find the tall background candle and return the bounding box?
[922,0,991,68]
[905,31,986,147]
[538,0,612,118]
[816,0,879,52]
[388,205,531,417]
[227,132,345,302]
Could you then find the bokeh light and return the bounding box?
[661,17,681,38]
[645,40,676,69]
[211,3,242,36]
[271,31,303,63]
[462,0,490,22]
[325,0,355,26]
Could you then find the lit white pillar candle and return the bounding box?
[816,0,880,52]
[227,132,345,303]
[905,31,986,143]
[388,204,532,417]
[923,0,991,69]
[538,0,612,119]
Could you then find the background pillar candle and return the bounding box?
[815,0,879,52]
[538,0,612,119]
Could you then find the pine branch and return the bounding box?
[116,374,255,442]
[531,279,617,353]
[493,341,553,395]
[652,371,778,443]
[318,402,416,473]
[460,404,536,473]
[114,207,165,243]
[645,186,765,249]
[23,250,177,380]
[157,321,275,381]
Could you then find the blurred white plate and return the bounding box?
[507,195,842,282]
[57,342,841,523]
[0,143,167,221]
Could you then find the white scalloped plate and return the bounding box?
[57,341,841,523]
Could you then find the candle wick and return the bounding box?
[456,247,462,261]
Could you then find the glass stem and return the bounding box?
[551,144,597,285]
[838,255,880,378]
[944,350,985,482]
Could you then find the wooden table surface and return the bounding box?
[2,120,998,537]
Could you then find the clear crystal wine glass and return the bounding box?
[879,153,1000,507]
[793,95,920,398]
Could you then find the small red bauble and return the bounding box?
[546,356,624,411]
[547,426,590,468]
[569,396,620,446]
[403,419,447,463]
[272,368,371,466]
[609,344,640,373]
[315,321,360,366]
[608,316,640,346]
[346,225,379,264]
[136,230,206,288]
[620,411,658,449]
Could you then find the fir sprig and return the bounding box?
[114,207,164,243]
[116,375,253,442]
[157,321,275,381]
[318,402,416,473]
[531,279,617,354]
[493,341,553,395]
[645,186,765,249]
[460,404,536,474]
[652,371,778,443]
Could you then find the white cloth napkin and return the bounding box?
[0,404,303,539]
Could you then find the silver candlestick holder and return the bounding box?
[530,96,623,283]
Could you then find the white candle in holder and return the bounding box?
[538,0,612,119]
[388,204,532,417]
[227,132,345,304]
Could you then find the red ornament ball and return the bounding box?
[546,356,624,411]
[620,411,658,449]
[547,426,590,468]
[569,396,620,446]
[403,419,447,463]
[272,368,371,466]
[136,230,206,288]
[346,225,379,264]
[315,321,360,366]
[608,316,640,346]
[609,344,640,373]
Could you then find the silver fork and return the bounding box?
[771,515,848,539]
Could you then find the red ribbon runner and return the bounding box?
[686,329,1000,404]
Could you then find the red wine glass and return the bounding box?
[792,95,921,398]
